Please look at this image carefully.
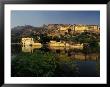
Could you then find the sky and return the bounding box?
[11,11,100,28]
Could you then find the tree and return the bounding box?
[52,35,60,42]
[39,33,51,44]
[68,29,72,35]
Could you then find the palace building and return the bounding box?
[47,24,100,36]
[22,38,34,45]
[22,37,42,46]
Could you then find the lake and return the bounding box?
[11,44,100,77]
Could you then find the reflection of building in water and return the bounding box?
[49,48,99,61]
[22,45,33,53]
[22,45,99,61]
[73,53,99,61]
[56,51,99,62]
[22,45,42,53]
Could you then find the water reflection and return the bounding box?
[21,45,99,61]
[22,45,42,53]
[11,44,100,77]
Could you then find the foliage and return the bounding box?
[11,50,57,77]
[39,33,51,44]
[11,45,100,77]
[52,35,60,42]
[11,46,78,77]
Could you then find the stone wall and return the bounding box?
[47,24,99,36]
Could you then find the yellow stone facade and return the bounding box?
[22,37,42,46]
[47,24,99,36]
[22,38,34,45]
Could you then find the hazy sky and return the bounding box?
[11,11,100,28]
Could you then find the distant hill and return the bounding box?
[11,25,46,35]
[11,25,47,43]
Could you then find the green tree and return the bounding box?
[39,33,51,44]
[52,35,60,42]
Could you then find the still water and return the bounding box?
[11,44,100,77]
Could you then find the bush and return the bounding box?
[11,50,57,77]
